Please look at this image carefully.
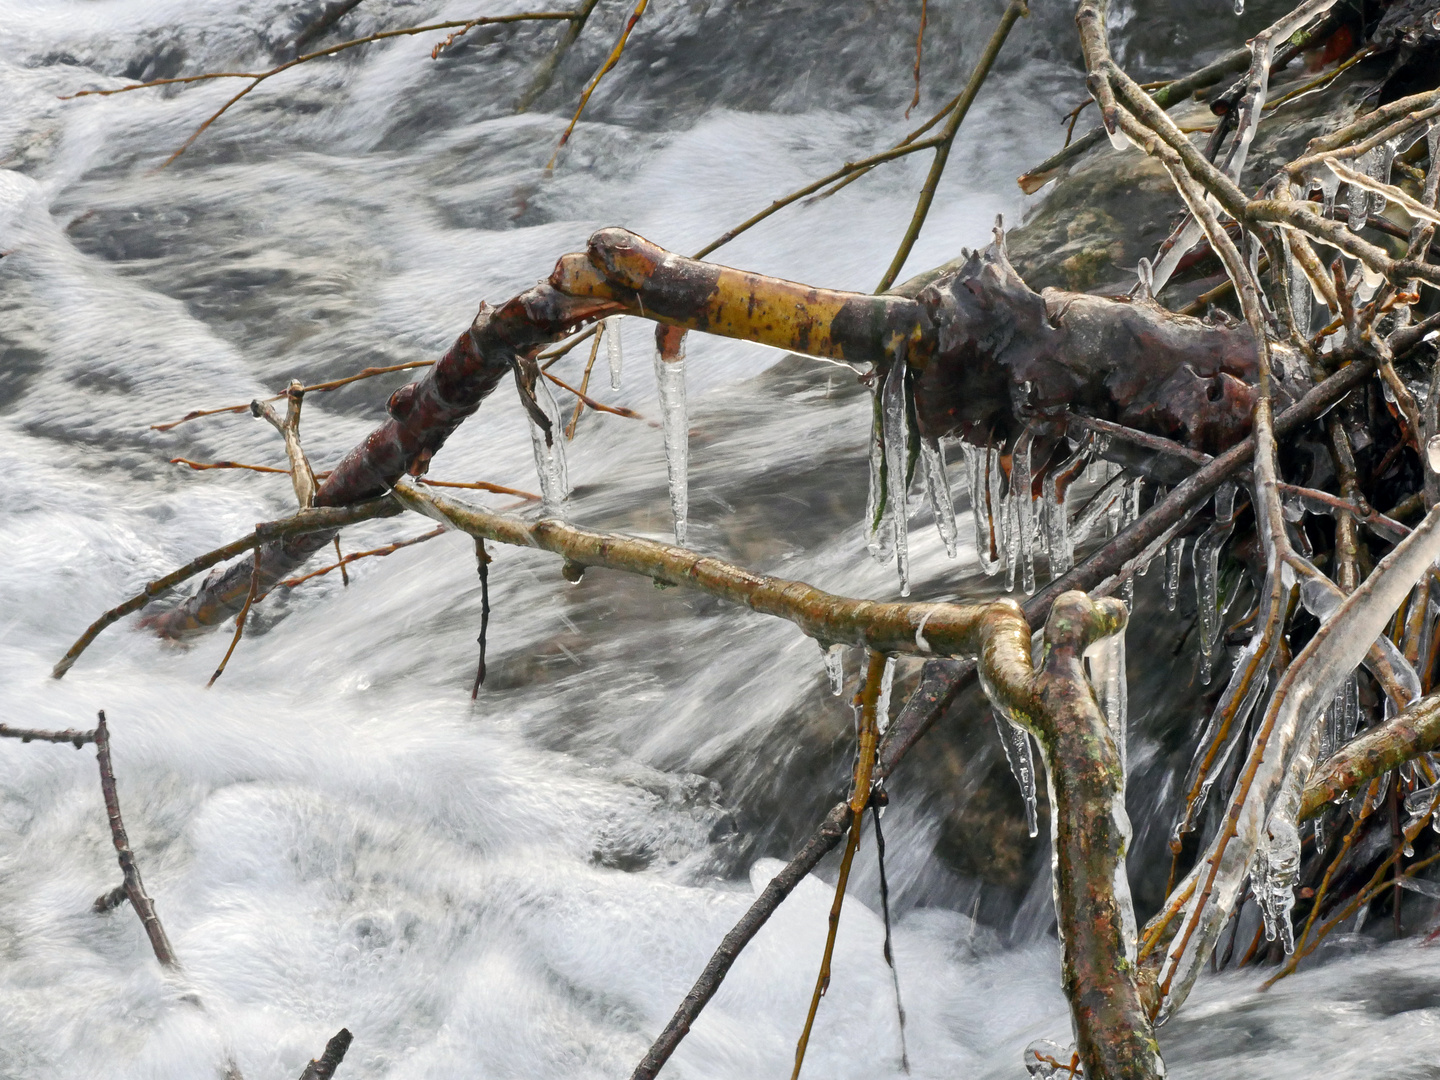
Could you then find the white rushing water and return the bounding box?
[3,1,1439,1078]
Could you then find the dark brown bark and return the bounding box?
[94,710,177,969]
[299,1029,353,1080]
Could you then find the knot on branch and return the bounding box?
[1043,590,1127,656]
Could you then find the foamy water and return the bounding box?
[2,1,1436,1077]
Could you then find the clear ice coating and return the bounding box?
[866,390,896,564]
[1011,429,1036,594]
[824,643,845,696]
[1165,536,1187,612]
[1193,483,1238,684]
[882,352,913,595]
[989,441,1010,576]
[653,342,690,545]
[920,436,959,558]
[877,655,898,733]
[604,315,623,390]
[1045,470,1073,578]
[1085,630,1129,777]
[993,709,1040,838]
[527,372,571,513]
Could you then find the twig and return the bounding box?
[299,1029,353,1080]
[333,537,349,587]
[874,0,1028,292]
[792,650,886,1080]
[151,361,435,432]
[52,497,399,678]
[252,380,319,509]
[415,477,541,500]
[565,323,606,439]
[208,543,262,686]
[547,0,649,169]
[280,527,446,588]
[471,537,492,698]
[94,710,177,968]
[288,0,365,56]
[543,367,643,419]
[628,803,850,1080]
[906,0,928,119]
[870,798,909,1073]
[170,458,291,475]
[0,723,96,747]
[516,0,603,112]
[64,12,579,168]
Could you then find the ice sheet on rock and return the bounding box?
[882,352,912,595]
[920,436,958,558]
[993,709,1039,838]
[528,371,571,513]
[824,643,845,696]
[1193,483,1239,684]
[653,341,690,544]
[604,315,624,390]
[1085,630,1128,777]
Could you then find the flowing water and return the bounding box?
[2,1,1438,1077]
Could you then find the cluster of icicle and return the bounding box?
[525,315,692,545]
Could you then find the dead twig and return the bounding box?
[207,543,262,686]
[547,0,649,169]
[299,1029,353,1080]
[279,527,446,588]
[906,0,928,119]
[51,497,400,679]
[94,710,177,968]
[64,12,579,168]
[874,0,1028,292]
[0,723,95,747]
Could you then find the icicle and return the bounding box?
[1122,477,1142,608]
[604,315,623,390]
[653,329,689,545]
[824,643,845,696]
[993,709,1039,838]
[527,372,571,513]
[866,390,896,564]
[882,352,912,595]
[877,655,898,732]
[1011,429,1036,595]
[960,441,999,573]
[1045,470,1073,578]
[920,436,958,558]
[1193,483,1238,684]
[1315,170,1341,218]
[1346,149,1375,232]
[1371,139,1398,215]
[1085,630,1129,776]
[1165,536,1187,612]
[989,442,1010,579]
[1341,673,1361,740]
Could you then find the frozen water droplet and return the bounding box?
[1165,536,1186,612]
[604,315,623,390]
[1426,434,1440,474]
[653,334,689,545]
[1234,0,1244,14]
